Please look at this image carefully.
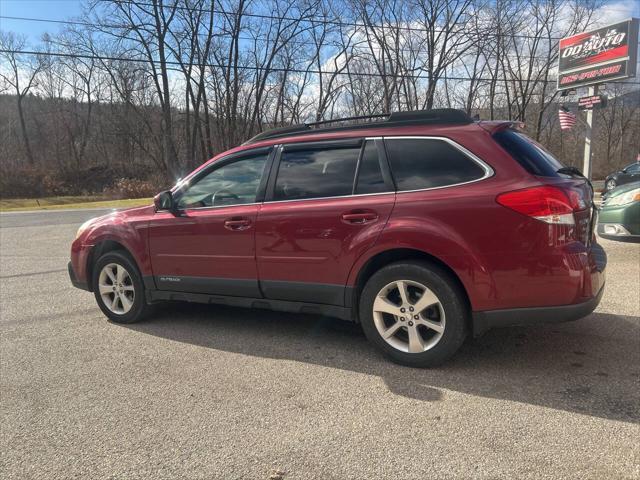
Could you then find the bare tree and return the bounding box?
[95,0,182,177]
[0,31,43,165]
[413,0,475,109]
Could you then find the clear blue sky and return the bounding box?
[0,0,83,42]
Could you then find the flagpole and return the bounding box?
[582,85,598,181]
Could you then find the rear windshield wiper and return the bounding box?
[557,166,585,178]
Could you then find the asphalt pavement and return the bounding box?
[1,209,639,479]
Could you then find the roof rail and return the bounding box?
[307,113,390,127]
[244,108,473,144]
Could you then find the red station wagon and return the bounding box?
[69,109,606,366]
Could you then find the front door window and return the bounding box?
[177,154,267,209]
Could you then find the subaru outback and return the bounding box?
[69,109,606,367]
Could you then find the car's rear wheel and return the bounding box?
[359,261,468,367]
[606,179,616,191]
[92,251,150,324]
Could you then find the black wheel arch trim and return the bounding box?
[68,261,89,291]
[85,239,144,292]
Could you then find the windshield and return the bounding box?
[494,129,565,177]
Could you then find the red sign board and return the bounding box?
[577,95,607,110]
[558,19,639,90]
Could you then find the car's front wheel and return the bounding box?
[359,261,468,367]
[606,179,616,191]
[92,250,150,324]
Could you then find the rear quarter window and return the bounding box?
[384,138,487,191]
[493,129,564,177]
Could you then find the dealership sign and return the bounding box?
[557,19,639,90]
[577,94,607,110]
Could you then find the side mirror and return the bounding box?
[154,190,177,214]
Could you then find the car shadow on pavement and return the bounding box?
[121,303,640,423]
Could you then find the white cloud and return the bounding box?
[593,1,640,26]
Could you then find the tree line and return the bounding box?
[1,0,638,198]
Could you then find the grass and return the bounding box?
[0,196,153,212]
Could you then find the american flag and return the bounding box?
[558,108,577,130]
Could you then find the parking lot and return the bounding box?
[1,209,638,479]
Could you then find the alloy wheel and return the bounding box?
[372,280,445,353]
[98,263,135,314]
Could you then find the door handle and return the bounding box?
[341,211,379,224]
[224,217,252,230]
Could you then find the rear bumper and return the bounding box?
[68,261,90,291]
[473,283,604,336]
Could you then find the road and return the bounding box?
[1,209,639,479]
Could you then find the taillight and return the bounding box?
[496,186,580,225]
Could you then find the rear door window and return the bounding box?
[384,138,487,191]
[274,146,360,201]
[493,129,564,176]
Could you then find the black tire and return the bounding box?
[606,179,616,191]
[359,261,468,367]
[92,250,151,324]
